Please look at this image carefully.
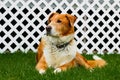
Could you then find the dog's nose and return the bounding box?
[46,26,52,32]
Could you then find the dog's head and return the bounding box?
[46,13,77,37]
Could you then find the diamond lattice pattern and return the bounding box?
[0,0,120,54]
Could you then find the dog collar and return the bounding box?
[56,40,72,48]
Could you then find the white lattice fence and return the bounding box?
[0,0,120,54]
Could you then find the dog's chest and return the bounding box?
[43,36,76,68]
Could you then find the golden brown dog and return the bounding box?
[36,13,106,74]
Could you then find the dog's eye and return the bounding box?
[57,20,62,23]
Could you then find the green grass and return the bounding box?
[0,51,120,80]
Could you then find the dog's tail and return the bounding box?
[87,55,107,68]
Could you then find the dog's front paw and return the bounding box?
[54,68,61,73]
[89,68,94,72]
[39,69,46,74]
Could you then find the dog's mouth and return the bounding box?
[46,26,54,37]
[46,32,58,38]
[46,26,51,35]
[46,31,51,36]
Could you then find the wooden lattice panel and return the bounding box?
[0,0,120,54]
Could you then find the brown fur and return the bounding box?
[36,13,106,73]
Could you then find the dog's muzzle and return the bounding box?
[46,26,52,35]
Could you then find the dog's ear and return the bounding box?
[66,14,77,26]
[47,13,59,24]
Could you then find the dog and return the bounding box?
[36,13,106,74]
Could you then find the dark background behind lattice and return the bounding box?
[0,0,120,54]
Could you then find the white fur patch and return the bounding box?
[54,68,61,73]
[39,69,45,74]
[93,55,102,60]
[43,34,76,68]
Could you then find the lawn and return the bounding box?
[0,51,120,80]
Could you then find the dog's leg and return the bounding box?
[36,41,44,62]
[36,55,47,74]
[87,55,107,68]
[75,53,92,69]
